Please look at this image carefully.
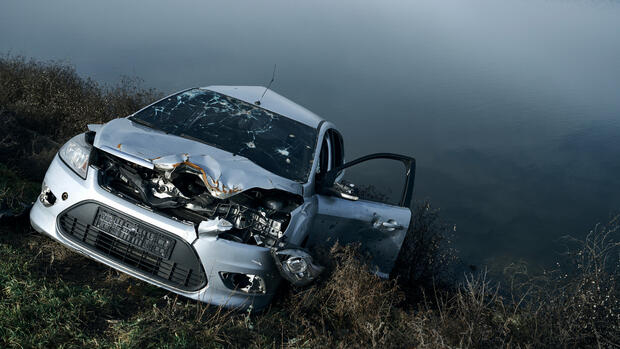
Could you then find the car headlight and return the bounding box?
[271,248,324,287]
[59,134,92,179]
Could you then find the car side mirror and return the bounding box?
[319,180,359,201]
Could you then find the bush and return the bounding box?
[0,55,161,180]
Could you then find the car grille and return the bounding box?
[57,202,206,291]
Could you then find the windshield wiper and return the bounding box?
[128,116,222,152]
[127,116,167,133]
[178,132,224,151]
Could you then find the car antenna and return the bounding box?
[255,64,276,106]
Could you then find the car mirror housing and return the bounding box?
[318,180,359,201]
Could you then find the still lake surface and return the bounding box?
[2,0,620,269]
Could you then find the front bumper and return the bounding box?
[30,155,281,310]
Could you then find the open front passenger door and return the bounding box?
[308,153,416,277]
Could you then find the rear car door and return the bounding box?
[308,153,415,277]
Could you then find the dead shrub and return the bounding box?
[416,216,620,348]
[280,244,407,348]
[393,200,457,301]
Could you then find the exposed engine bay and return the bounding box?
[94,149,302,249]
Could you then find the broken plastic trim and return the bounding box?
[197,217,233,236]
[271,248,324,287]
[219,272,266,294]
[39,184,56,207]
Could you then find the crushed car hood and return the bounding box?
[93,118,303,198]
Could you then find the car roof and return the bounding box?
[204,85,324,128]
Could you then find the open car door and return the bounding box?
[308,153,415,277]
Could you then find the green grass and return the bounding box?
[0,244,116,347]
[0,55,618,348]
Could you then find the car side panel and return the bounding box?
[306,194,411,277]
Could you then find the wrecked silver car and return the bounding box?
[30,86,416,309]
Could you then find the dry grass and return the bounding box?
[393,201,457,302]
[1,205,618,348]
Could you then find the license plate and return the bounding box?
[93,208,175,259]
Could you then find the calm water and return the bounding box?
[2,0,620,268]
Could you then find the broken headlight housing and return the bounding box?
[59,134,92,179]
[271,248,324,287]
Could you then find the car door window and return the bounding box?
[327,129,344,168]
[318,153,415,208]
[316,129,344,177]
[316,136,330,176]
[338,158,408,206]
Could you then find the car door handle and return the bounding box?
[372,217,404,232]
[381,220,403,231]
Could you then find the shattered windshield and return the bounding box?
[130,89,318,182]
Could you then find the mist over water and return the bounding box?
[2,0,620,268]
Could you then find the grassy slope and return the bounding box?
[0,56,618,348]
